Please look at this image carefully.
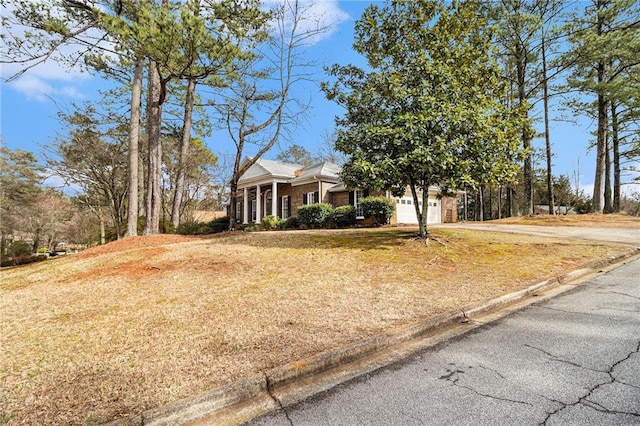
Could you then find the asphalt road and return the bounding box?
[249,258,640,426]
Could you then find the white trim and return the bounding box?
[264,189,272,218]
[272,181,278,217]
[354,190,364,219]
[256,185,261,223]
[243,187,249,224]
[305,191,318,204]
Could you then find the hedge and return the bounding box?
[361,196,396,225]
[333,204,357,228]
[297,203,334,228]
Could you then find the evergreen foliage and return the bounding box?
[323,0,527,236]
[297,203,334,229]
[361,196,395,225]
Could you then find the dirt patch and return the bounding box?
[74,234,218,259]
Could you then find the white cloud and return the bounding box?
[266,0,350,46]
[7,72,87,102]
[1,1,100,101]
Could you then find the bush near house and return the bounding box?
[298,203,334,228]
[333,204,357,228]
[176,216,230,235]
[1,241,47,267]
[281,216,300,229]
[261,215,278,230]
[361,196,396,225]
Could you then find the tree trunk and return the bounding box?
[541,28,555,215]
[126,57,144,237]
[478,187,484,222]
[611,101,620,212]
[593,76,607,214]
[516,43,533,216]
[171,78,196,229]
[409,182,427,237]
[592,2,607,214]
[99,206,106,245]
[604,131,612,213]
[144,60,163,235]
[228,182,237,231]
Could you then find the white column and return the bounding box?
[256,185,261,223]
[243,187,249,224]
[272,181,278,217]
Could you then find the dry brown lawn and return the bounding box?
[0,226,634,424]
[492,213,640,228]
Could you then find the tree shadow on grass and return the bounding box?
[213,228,421,251]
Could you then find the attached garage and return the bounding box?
[394,195,442,225]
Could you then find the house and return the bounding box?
[234,158,457,225]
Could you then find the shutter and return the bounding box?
[364,188,370,197]
[278,197,282,217]
[288,196,291,216]
[314,191,319,204]
[302,194,306,205]
[349,191,354,205]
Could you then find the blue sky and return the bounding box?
[1,0,631,197]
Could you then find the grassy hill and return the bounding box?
[1,222,636,424]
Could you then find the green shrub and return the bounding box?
[297,203,334,228]
[333,204,357,228]
[208,216,230,233]
[176,216,230,235]
[176,221,204,235]
[6,241,32,258]
[261,215,278,230]
[282,216,300,229]
[161,218,175,234]
[244,225,260,232]
[1,254,47,267]
[573,198,593,215]
[361,196,396,225]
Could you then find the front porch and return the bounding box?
[235,181,289,225]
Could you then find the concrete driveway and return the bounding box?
[434,222,640,246]
[249,257,640,426]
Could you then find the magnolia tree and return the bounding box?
[323,0,527,237]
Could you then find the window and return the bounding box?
[251,200,257,222]
[282,195,290,219]
[236,201,242,221]
[265,190,272,216]
[354,190,364,218]
[305,191,317,204]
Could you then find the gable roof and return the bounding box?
[238,158,304,184]
[238,158,342,186]
[289,161,341,185]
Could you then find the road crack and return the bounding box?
[524,344,604,372]
[532,305,613,319]
[263,372,294,426]
[438,366,532,407]
[536,340,640,425]
[609,291,640,301]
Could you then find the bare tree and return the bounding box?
[219,0,328,230]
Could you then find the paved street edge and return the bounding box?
[109,247,640,426]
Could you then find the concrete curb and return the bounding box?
[109,247,640,426]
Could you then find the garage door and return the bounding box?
[395,196,441,224]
